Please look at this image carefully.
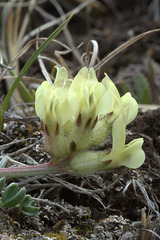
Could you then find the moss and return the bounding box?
[44,232,67,240]
[74,225,93,236]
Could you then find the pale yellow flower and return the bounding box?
[35,66,145,173]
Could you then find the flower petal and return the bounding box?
[35,81,51,120]
[111,111,126,155]
[95,91,112,116]
[67,68,88,116]
[56,99,74,126]
[102,74,120,100]
[88,67,98,83]
[118,138,145,168]
[121,92,138,124]
[54,66,68,84]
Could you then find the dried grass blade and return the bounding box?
[21,0,95,47]
[0,14,73,130]
[82,40,99,67]
[17,0,36,45]
[94,29,160,71]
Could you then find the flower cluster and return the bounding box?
[35,67,145,175]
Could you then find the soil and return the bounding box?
[0,0,160,239]
[0,108,160,240]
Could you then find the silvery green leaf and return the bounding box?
[21,194,33,206]
[0,156,8,168]
[2,183,18,203]
[2,187,26,208]
[22,205,39,216]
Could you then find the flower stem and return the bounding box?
[0,159,61,178]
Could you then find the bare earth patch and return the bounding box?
[0,108,160,239]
